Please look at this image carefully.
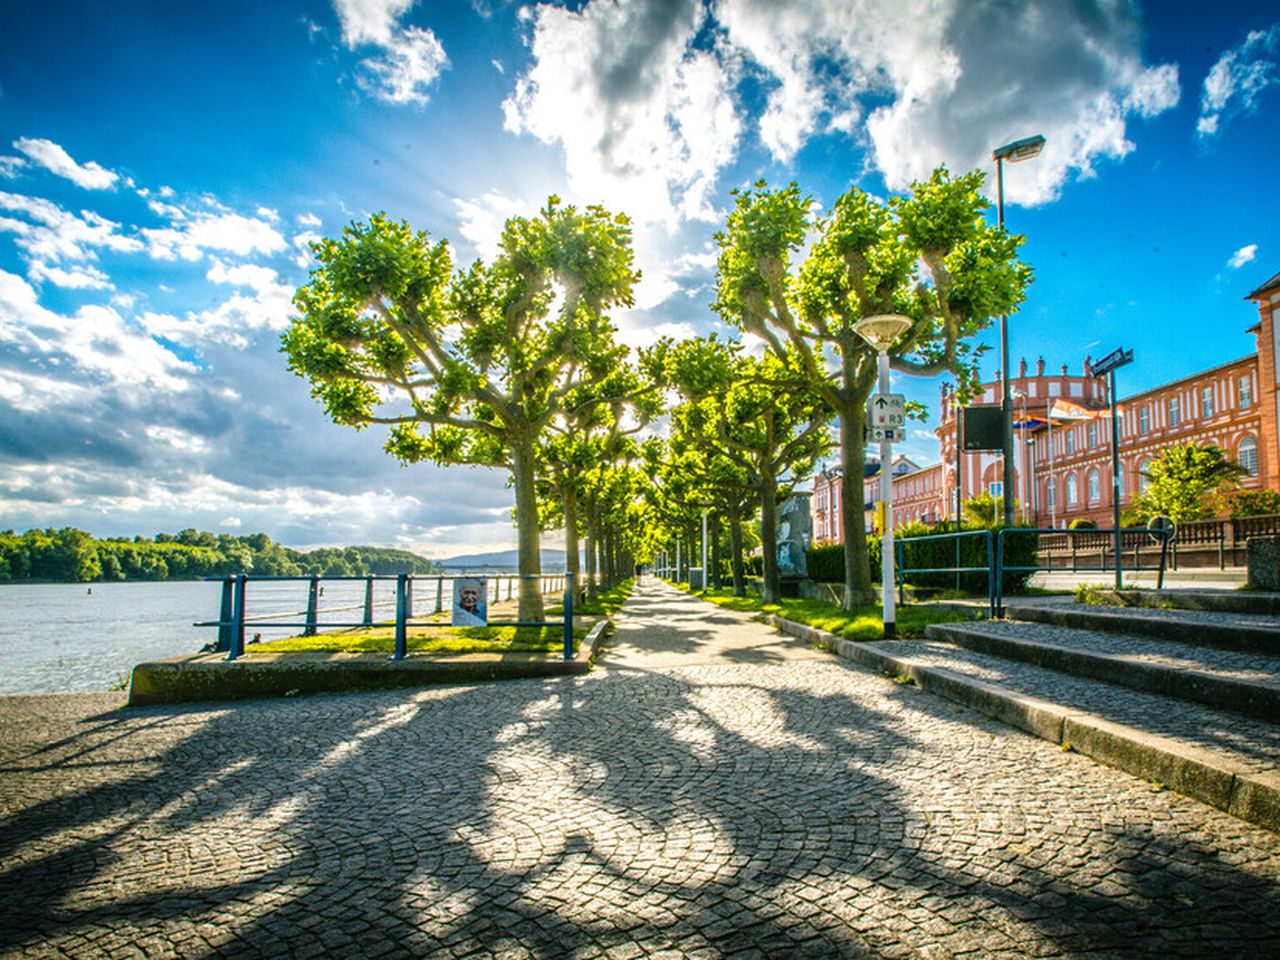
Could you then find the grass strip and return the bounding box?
[249,623,585,656]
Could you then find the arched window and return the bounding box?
[1138,458,1153,494]
[1239,436,1259,477]
[1046,479,1056,509]
[1066,473,1079,506]
[1116,462,1126,500]
[1087,468,1101,502]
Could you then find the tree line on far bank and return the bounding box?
[0,528,443,584]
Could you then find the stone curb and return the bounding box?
[126,618,616,707]
[764,614,1280,835]
[1092,588,1280,616]
[1009,603,1280,653]
[926,622,1280,721]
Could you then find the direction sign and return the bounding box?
[1091,347,1133,378]
[868,393,906,428]
[865,426,901,444]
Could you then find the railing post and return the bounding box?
[216,577,234,652]
[363,576,374,626]
[226,574,247,661]
[405,576,414,619]
[563,570,574,661]
[435,576,443,614]
[896,540,905,606]
[993,530,1003,619]
[393,573,407,661]
[304,576,319,637]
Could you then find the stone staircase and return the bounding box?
[775,591,1280,833]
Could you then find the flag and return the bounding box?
[1048,398,1107,421]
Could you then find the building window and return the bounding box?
[1138,407,1150,434]
[1239,376,1253,408]
[1087,468,1101,502]
[1239,436,1259,477]
[1087,421,1098,447]
[989,481,1003,498]
[1168,396,1180,427]
[1066,430,1075,454]
[1138,458,1153,494]
[1066,474,1078,505]
[1201,386,1214,418]
[1117,463,1126,500]
[1046,479,1057,509]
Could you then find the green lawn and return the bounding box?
[678,584,976,640]
[248,623,585,656]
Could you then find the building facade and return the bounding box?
[811,269,1280,538]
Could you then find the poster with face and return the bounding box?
[452,578,488,626]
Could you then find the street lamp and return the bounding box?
[993,133,1045,528]
[853,313,913,639]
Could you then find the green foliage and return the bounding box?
[1229,489,1280,518]
[806,538,882,584]
[0,529,442,583]
[1068,518,1098,529]
[1135,442,1246,522]
[695,587,975,640]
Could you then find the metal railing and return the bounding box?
[996,526,1174,616]
[197,572,575,662]
[894,529,997,616]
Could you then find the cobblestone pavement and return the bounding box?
[2,579,1279,959]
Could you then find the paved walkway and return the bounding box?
[2,577,1279,958]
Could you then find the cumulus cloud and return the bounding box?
[0,191,143,261]
[12,137,120,190]
[1229,243,1258,269]
[503,0,741,226]
[332,0,449,105]
[1197,23,1279,139]
[140,260,295,348]
[141,211,286,261]
[27,260,113,290]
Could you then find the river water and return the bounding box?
[0,578,412,694]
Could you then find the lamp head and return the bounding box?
[853,314,913,352]
[993,134,1046,163]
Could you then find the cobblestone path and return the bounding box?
[2,578,1279,958]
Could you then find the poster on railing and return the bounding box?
[452,578,488,627]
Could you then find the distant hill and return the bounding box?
[436,548,567,573]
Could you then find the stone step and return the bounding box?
[1086,588,1280,616]
[927,619,1280,721]
[1007,602,1280,653]
[767,615,1280,835]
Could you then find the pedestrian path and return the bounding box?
[600,577,828,670]
[3,580,1280,958]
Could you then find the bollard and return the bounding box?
[393,573,407,661]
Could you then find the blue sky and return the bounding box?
[1,0,1277,557]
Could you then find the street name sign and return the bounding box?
[1091,347,1133,378]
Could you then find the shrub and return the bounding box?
[1068,518,1097,529]
[1230,489,1280,518]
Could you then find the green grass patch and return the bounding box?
[689,587,975,640]
[548,578,634,617]
[250,623,585,656]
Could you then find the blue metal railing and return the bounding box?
[197,572,576,662]
[894,529,997,617]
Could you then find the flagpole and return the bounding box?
[1048,402,1057,529]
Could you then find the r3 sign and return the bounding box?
[867,393,906,428]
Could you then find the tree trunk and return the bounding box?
[729,510,745,596]
[584,500,598,599]
[510,433,545,621]
[562,487,584,603]
[710,517,722,590]
[760,468,781,604]
[840,410,873,609]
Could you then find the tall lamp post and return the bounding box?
[853,313,914,639]
[993,133,1045,528]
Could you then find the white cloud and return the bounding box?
[1229,244,1258,269]
[13,137,120,190]
[0,269,193,393]
[332,0,449,105]
[28,260,113,290]
[1198,24,1279,140]
[503,0,741,226]
[142,212,286,261]
[297,212,322,227]
[0,155,25,178]
[141,262,295,348]
[722,0,1180,206]
[453,191,527,262]
[0,191,143,261]
[292,230,322,268]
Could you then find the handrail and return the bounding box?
[894,529,996,617]
[995,525,1174,616]
[198,572,577,662]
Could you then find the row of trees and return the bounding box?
[0,529,442,584]
[285,168,1031,617]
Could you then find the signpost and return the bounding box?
[1091,347,1134,588]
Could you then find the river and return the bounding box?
[0,578,409,694]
